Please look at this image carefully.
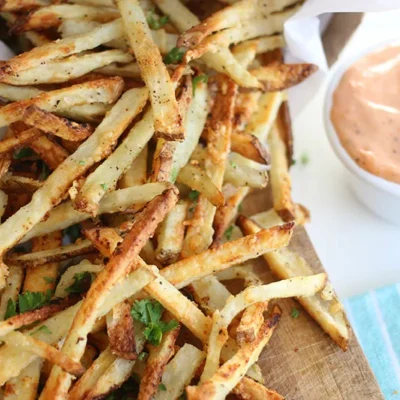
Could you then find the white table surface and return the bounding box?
[291,10,400,299]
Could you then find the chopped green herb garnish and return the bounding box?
[224,225,234,241]
[100,183,108,191]
[230,161,237,169]
[164,47,186,64]
[192,74,208,95]
[291,159,296,166]
[300,152,309,166]
[131,299,179,346]
[158,383,167,391]
[31,325,52,335]
[13,147,35,160]
[290,307,300,319]
[43,276,55,284]
[79,160,86,166]
[19,290,52,313]
[238,202,243,213]
[147,8,169,30]
[4,298,17,319]
[65,271,94,294]
[188,190,200,201]
[63,224,81,243]
[138,351,148,361]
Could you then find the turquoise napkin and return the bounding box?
[344,285,400,400]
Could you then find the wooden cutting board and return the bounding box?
[242,188,383,400]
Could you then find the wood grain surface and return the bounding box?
[242,188,383,399]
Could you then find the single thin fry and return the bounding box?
[0,265,23,321]
[231,132,270,165]
[117,0,183,140]
[236,301,269,345]
[233,376,284,400]
[0,0,49,11]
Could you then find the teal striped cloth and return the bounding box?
[344,285,400,400]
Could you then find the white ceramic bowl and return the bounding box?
[324,40,400,226]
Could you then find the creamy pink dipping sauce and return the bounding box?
[331,44,400,184]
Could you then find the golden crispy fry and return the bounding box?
[119,146,148,188]
[86,358,136,399]
[233,92,261,130]
[12,4,119,32]
[178,0,298,47]
[156,201,188,265]
[0,127,41,154]
[202,274,327,382]
[250,63,318,91]
[30,135,69,169]
[250,208,284,229]
[0,0,49,11]
[236,301,269,345]
[189,306,281,400]
[224,155,268,188]
[183,76,236,255]
[83,227,122,257]
[233,35,285,56]
[41,190,177,398]
[138,322,180,400]
[162,223,294,289]
[73,97,151,215]
[0,82,42,101]
[0,190,7,220]
[117,0,183,140]
[239,216,349,349]
[23,106,93,141]
[0,265,23,321]
[233,376,284,400]
[0,19,124,76]
[107,301,137,359]
[150,139,177,183]
[231,132,270,165]
[68,347,117,400]
[0,174,43,193]
[0,77,123,128]
[23,231,62,293]
[0,298,75,338]
[23,183,171,242]
[154,344,205,400]
[177,164,224,207]
[2,331,85,377]
[269,123,295,221]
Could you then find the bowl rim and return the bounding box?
[323,37,400,198]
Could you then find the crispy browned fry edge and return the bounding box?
[83,226,123,257]
[138,322,180,400]
[236,301,269,345]
[231,132,270,165]
[0,297,77,338]
[0,175,42,193]
[30,134,69,169]
[0,0,49,12]
[277,101,293,165]
[150,140,177,183]
[23,105,93,141]
[233,376,284,400]
[294,203,311,225]
[250,63,318,92]
[107,300,137,360]
[0,127,41,154]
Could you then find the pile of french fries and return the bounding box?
[0,0,349,399]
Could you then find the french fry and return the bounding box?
[178,0,298,47]
[41,190,176,398]
[216,263,263,288]
[83,226,122,257]
[231,132,270,165]
[68,347,117,400]
[189,306,281,400]
[236,301,269,345]
[23,183,172,242]
[233,35,285,56]
[277,101,294,166]
[239,215,349,350]
[0,265,23,321]
[138,322,180,400]
[0,0,49,11]
[250,208,284,229]
[250,63,318,91]
[107,300,137,359]
[0,127,41,154]
[233,376,284,400]
[97,62,141,78]
[0,174,43,193]
[0,77,124,128]
[2,50,132,86]
[202,275,327,382]
[2,331,85,377]
[0,19,124,76]
[86,358,136,399]
[11,4,119,32]
[155,201,188,265]
[233,92,261,131]
[176,164,224,207]
[23,106,93,142]
[269,123,295,221]
[119,146,148,188]
[0,82,43,101]
[73,103,152,215]
[0,189,7,220]
[183,76,236,256]
[117,0,183,140]
[154,344,205,400]
[162,223,294,289]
